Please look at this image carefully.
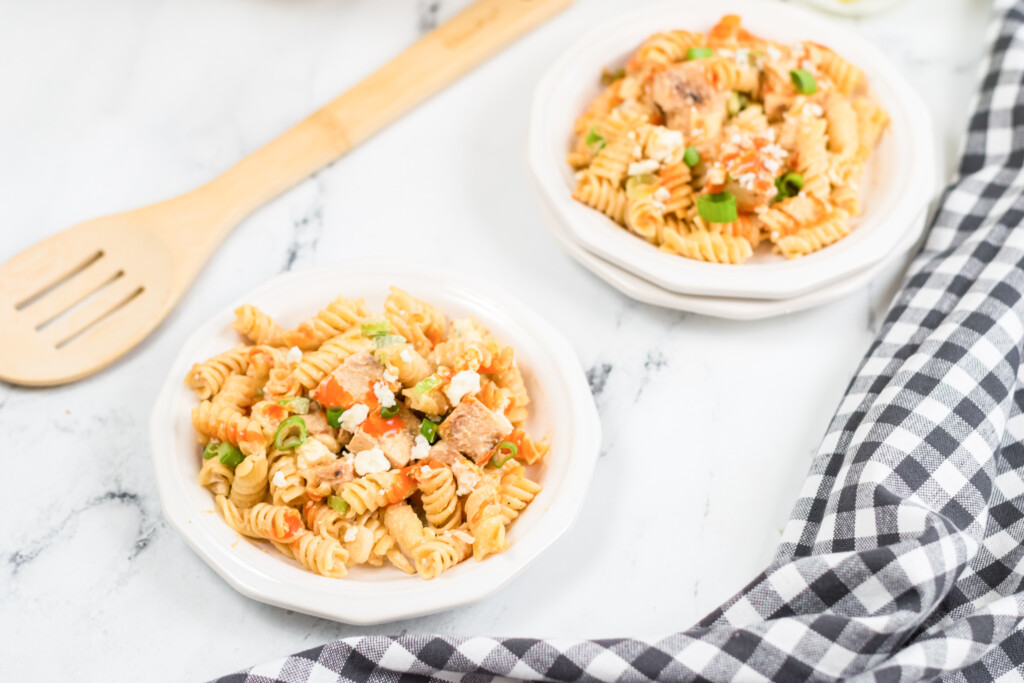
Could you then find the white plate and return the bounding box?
[527,0,935,300]
[149,263,601,624]
[532,175,927,319]
[798,0,909,17]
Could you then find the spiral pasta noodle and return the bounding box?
[199,457,234,497]
[284,295,370,350]
[232,305,285,346]
[415,464,462,530]
[338,470,417,518]
[185,345,248,400]
[229,453,269,508]
[287,530,349,578]
[775,209,851,258]
[216,495,304,543]
[269,454,306,507]
[413,533,472,580]
[464,478,506,561]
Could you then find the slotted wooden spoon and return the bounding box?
[0,0,572,387]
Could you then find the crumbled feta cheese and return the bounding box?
[287,346,302,364]
[645,128,684,162]
[763,158,781,173]
[400,349,412,363]
[373,381,397,408]
[731,134,743,145]
[383,369,398,383]
[632,145,643,158]
[737,173,756,190]
[804,103,823,118]
[766,45,782,61]
[653,186,671,202]
[628,159,660,176]
[343,526,358,542]
[763,144,788,159]
[734,47,749,65]
[272,470,288,488]
[451,530,475,545]
[410,434,431,461]
[626,130,636,140]
[451,460,481,496]
[353,447,391,476]
[653,201,667,211]
[444,370,481,406]
[801,59,814,72]
[339,403,369,432]
[296,437,335,469]
[420,465,432,475]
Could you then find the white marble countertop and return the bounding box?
[0,0,992,680]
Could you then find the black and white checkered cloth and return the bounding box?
[214,3,1024,681]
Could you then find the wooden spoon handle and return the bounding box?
[193,0,573,230]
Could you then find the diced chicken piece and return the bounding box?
[348,430,414,468]
[304,409,344,453]
[426,440,464,467]
[329,351,385,401]
[347,406,419,468]
[438,396,511,465]
[309,458,355,493]
[650,61,729,139]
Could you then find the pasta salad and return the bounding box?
[568,14,890,264]
[186,287,547,580]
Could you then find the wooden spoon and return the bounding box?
[0,0,572,387]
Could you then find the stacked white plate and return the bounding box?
[527,0,936,320]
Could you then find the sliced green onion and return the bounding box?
[683,146,700,167]
[414,376,441,395]
[381,403,401,418]
[625,173,657,199]
[219,447,245,469]
[601,67,626,85]
[374,334,407,349]
[790,69,817,95]
[420,418,439,444]
[490,441,518,468]
[327,495,349,515]
[686,47,713,61]
[697,192,738,224]
[203,441,231,461]
[204,442,245,469]
[360,320,391,338]
[274,415,307,451]
[727,91,750,117]
[585,127,606,152]
[277,397,310,414]
[774,172,805,200]
[326,406,344,429]
[727,92,741,117]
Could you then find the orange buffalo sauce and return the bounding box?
[272,509,303,542]
[387,468,418,504]
[362,411,405,438]
[312,375,355,409]
[262,402,287,423]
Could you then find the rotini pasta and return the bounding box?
[568,14,888,262]
[188,290,547,580]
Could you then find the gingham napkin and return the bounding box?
[213,3,1024,681]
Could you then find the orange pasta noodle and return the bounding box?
[283,295,369,350]
[232,305,284,346]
